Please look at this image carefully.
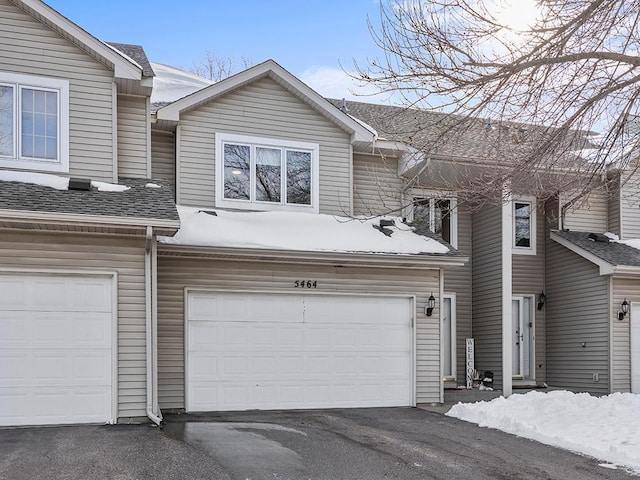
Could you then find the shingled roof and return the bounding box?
[327,98,594,163]
[553,230,640,268]
[0,177,178,223]
[107,42,155,77]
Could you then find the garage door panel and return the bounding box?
[187,292,414,411]
[0,313,30,345]
[0,274,114,426]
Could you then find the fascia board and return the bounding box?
[0,209,180,229]
[156,60,374,143]
[157,243,468,268]
[13,0,142,80]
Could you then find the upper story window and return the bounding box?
[215,133,319,212]
[412,197,458,248]
[513,199,536,254]
[0,72,69,172]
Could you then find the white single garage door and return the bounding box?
[186,291,414,412]
[0,273,114,426]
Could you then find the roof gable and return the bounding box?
[156,60,374,143]
[9,0,141,80]
[551,230,640,275]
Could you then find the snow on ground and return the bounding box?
[150,62,213,104]
[446,391,640,474]
[0,170,129,192]
[158,206,450,255]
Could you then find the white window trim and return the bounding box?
[512,198,536,255]
[409,195,458,249]
[215,132,319,213]
[0,71,69,173]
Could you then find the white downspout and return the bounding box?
[145,226,163,426]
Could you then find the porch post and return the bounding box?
[502,189,513,397]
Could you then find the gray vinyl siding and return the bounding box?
[545,238,610,394]
[151,130,175,185]
[620,165,640,239]
[471,205,503,388]
[156,256,441,409]
[117,95,148,178]
[177,77,352,215]
[0,230,147,419]
[610,277,636,392]
[352,154,403,216]
[512,205,545,383]
[445,206,472,382]
[560,188,608,232]
[608,176,621,237]
[0,0,115,181]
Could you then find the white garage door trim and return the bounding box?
[184,288,416,412]
[0,268,118,425]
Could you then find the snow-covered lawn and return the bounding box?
[446,391,640,474]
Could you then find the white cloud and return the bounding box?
[299,66,396,104]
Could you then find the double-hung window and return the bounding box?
[0,72,69,172]
[513,199,536,254]
[412,196,458,248]
[215,133,319,212]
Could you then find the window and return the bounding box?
[513,199,536,254]
[0,72,69,172]
[215,133,319,212]
[412,197,458,248]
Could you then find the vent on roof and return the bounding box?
[588,233,610,243]
[379,219,395,227]
[68,177,92,191]
[339,98,349,113]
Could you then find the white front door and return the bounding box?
[442,294,456,380]
[632,303,640,393]
[186,291,415,412]
[512,296,535,381]
[0,273,115,426]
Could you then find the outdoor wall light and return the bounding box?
[618,299,629,321]
[537,291,546,310]
[426,293,436,317]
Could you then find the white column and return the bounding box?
[501,191,513,397]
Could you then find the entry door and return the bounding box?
[512,296,535,380]
[442,294,456,380]
[632,303,640,393]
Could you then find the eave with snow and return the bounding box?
[157,207,466,268]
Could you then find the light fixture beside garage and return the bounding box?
[425,293,436,316]
[618,299,629,321]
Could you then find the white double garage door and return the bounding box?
[0,273,114,427]
[186,291,415,412]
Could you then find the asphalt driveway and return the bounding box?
[0,407,636,480]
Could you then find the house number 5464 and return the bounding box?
[294,280,317,288]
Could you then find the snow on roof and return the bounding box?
[0,170,129,192]
[447,390,640,474]
[150,62,213,105]
[158,206,450,255]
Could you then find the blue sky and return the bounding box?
[46,0,388,100]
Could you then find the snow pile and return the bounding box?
[150,62,213,104]
[0,170,129,192]
[159,206,450,255]
[446,391,640,473]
